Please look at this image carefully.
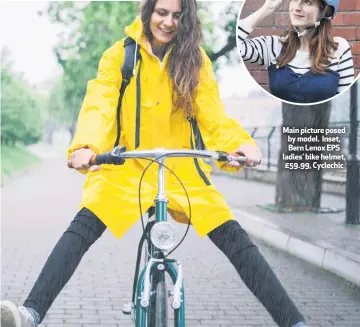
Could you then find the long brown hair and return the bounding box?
[277,1,338,74]
[140,0,203,118]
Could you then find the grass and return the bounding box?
[1,144,40,182]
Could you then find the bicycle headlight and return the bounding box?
[150,222,177,251]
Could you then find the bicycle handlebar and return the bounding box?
[67,146,248,169]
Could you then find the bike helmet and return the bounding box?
[323,0,340,18]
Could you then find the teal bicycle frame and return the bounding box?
[134,156,185,327]
[111,147,246,327]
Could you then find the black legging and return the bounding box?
[24,208,304,327]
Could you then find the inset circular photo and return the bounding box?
[236,0,359,105]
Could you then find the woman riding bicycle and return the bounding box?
[237,0,354,104]
[1,1,309,326]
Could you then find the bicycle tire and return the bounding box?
[148,288,156,327]
[155,281,168,327]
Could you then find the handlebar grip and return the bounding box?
[67,150,125,169]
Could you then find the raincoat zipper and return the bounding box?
[151,44,174,71]
[133,43,169,149]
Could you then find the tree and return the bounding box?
[199,3,240,63]
[275,102,331,211]
[43,1,141,130]
[1,48,46,146]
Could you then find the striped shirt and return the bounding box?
[237,23,355,95]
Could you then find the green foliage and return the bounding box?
[45,1,240,125]
[200,2,240,64]
[1,54,46,146]
[44,1,140,122]
[1,144,40,181]
[46,75,70,123]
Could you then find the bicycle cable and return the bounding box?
[136,153,193,257]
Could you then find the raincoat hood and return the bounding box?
[125,16,156,57]
[124,16,175,62]
[125,16,148,48]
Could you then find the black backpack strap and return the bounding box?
[114,37,141,147]
[189,117,211,185]
[189,117,206,150]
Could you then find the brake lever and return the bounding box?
[216,151,247,163]
[216,151,230,162]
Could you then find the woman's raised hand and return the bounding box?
[263,0,284,15]
[239,0,283,30]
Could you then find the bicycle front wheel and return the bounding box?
[155,281,168,327]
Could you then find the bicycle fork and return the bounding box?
[135,258,185,326]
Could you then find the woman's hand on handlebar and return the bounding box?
[228,143,262,168]
[69,148,100,172]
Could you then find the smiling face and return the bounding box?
[289,0,321,29]
[149,0,182,48]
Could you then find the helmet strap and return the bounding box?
[293,16,331,38]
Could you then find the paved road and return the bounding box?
[1,157,359,327]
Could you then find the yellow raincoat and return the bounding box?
[68,18,257,239]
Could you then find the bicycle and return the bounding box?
[69,145,247,327]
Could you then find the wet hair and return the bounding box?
[140,0,203,118]
[276,0,338,74]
